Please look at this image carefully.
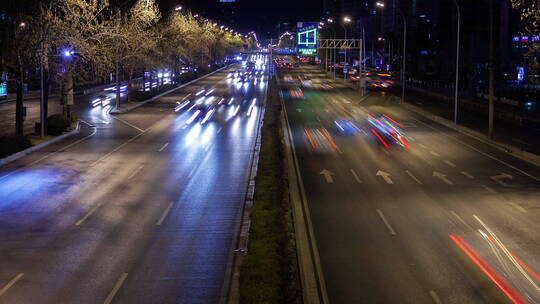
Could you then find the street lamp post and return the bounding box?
[327,18,337,79]
[377,2,406,103]
[342,17,352,80]
[400,11,406,104]
[452,0,461,124]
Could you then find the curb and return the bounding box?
[110,64,235,115]
[400,101,540,167]
[0,121,80,168]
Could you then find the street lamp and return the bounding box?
[327,18,333,23]
[452,0,461,124]
[342,17,352,78]
[377,2,406,103]
[174,5,182,11]
[62,49,75,58]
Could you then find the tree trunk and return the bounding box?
[15,66,24,137]
[128,70,133,103]
[115,58,120,109]
[61,70,74,121]
[43,69,49,129]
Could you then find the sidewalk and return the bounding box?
[388,85,540,156]
[0,91,42,104]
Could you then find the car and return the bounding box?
[91,94,113,107]
[367,114,410,150]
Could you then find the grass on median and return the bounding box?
[239,77,302,304]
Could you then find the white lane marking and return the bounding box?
[429,290,443,304]
[110,115,144,132]
[188,166,197,179]
[419,143,428,149]
[0,273,24,297]
[377,209,396,235]
[450,210,475,233]
[412,118,540,183]
[156,201,175,225]
[508,201,527,213]
[0,124,97,181]
[481,185,496,193]
[103,273,128,304]
[376,170,393,184]
[430,151,440,157]
[336,146,343,154]
[350,169,362,184]
[90,132,146,167]
[405,170,423,184]
[320,169,335,183]
[460,171,474,179]
[490,173,512,187]
[75,202,104,226]
[444,160,456,167]
[158,142,169,152]
[433,171,453,185]
[217,127,223,134]
[127,165,144,180]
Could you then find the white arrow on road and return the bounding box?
[320,169,335,183]
[490,173,513,187]
[433,171,453,185]
[376,170,394,184]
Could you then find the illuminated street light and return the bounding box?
[62,49,75,58]
[343,17,352,23]
[376,1,385,7]
[174,5,182,11]
[19,22,26,28]
[327,18,334,23]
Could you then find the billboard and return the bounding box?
[297,22,318,56]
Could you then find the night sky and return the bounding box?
[158,0,324,38]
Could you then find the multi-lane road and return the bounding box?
[0,55,267,303]
[281,64,540,303]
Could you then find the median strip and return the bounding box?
[238,76,301,303]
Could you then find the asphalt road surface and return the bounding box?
[0,55,267,303]
[280,64,540,304]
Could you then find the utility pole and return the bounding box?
[488,0,495,138]
[453,0,461,124]
[39,40,45,137]
[400,11,406,104]
[115,56,121,110]
[15,64,24,137]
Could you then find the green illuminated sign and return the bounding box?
[298,48,317,56]
[0,82,6,97]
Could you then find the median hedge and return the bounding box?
[239,77,301,304]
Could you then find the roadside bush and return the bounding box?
[47,114,70,135]
[0,136,32,158]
